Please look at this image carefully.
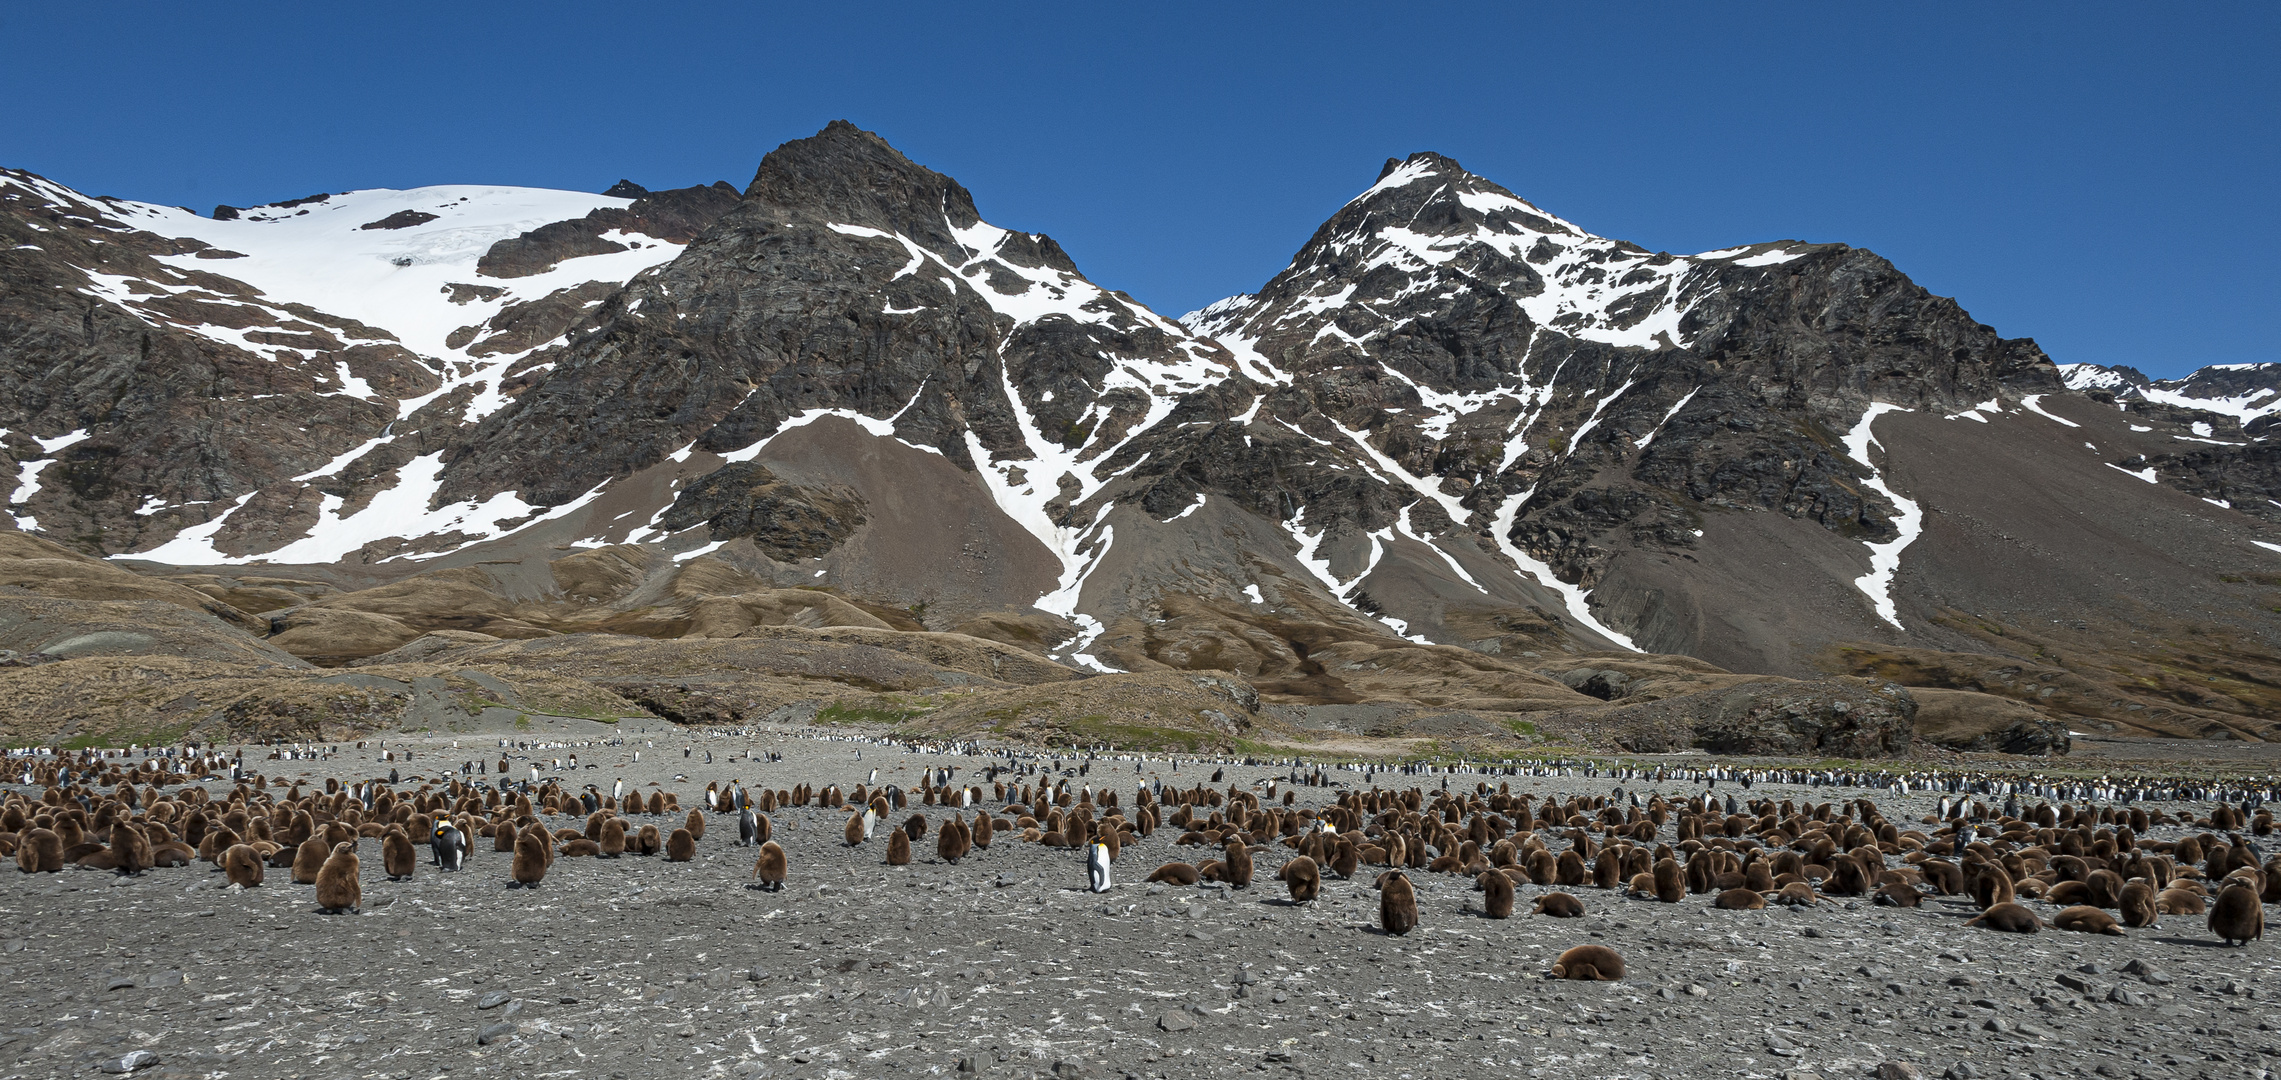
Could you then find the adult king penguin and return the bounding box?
[1086,838,1113,893]
[433,824,468,871]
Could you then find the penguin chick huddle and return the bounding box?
[0,753,713,911]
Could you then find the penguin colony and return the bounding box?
[2,743,2275,1004]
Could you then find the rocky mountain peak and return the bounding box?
[742,120,986,255]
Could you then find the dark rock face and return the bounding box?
[358,210,438,231]
[1610,678,1917,757]
[658,463,865,561]
[474,183,743,278]
[439,120,1232,516]
[2136,444,2281,523]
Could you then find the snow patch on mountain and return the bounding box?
[2060,362,2281,427]
[1843,404,1923,630]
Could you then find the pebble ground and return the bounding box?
[3,724,2276,1080]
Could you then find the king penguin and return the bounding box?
[1087,838,1113,893]
[433,824,467,871]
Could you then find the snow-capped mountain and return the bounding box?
[0,167,738,558]
[2060,361,2281,434]
[4,125,2277,740]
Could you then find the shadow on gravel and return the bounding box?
[2151,937,2242,949]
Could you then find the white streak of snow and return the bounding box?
[1841,403,1923,630]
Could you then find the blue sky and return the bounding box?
[5,3,2273,378]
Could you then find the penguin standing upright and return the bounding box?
[433,824,467,871]
[1087,838,1113,893]
[740,806,760,846]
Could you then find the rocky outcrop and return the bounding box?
[2133,444,2281,523]
[1910,688,2071,755]
[1607,677,1917,758]
[475,182,743,278]
[657,463,866,560]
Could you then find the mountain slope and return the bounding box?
[0,168,737,560]
[3,126,2277,742]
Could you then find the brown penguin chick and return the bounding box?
[1196,859,1229,882]
[2044,880,2094,906]
[904,814,928,841]
[665,828,696,862]
[635,823,662,856]
[1966,902,2041,933]
[77,820,152,874]
[683,808,705,841]
[222,843,264,888]
[2085,868,2126,908]
[970,811,994,850]
[1550,944,1625,981]
[1526,848,1557,885]
[314,841,361,914]
[2118,881,2159,927]
[1715,887,1768,910]
[1743,859,1775,893]
[1918,859,1964,895]
[886,826,912,866]
[1224,840,1255,889]
[1970,865,2017,908]
[1592,849,1625,890]
[599,817,627,857]
[1651,857,1686,903]
[1775,881,1821,907]
[939,816,972,864]
[2052,905,2125,936]
[1476,868,1514,918]
[511,825,549,888]
[751,840,787,891]
[1330,838,1360,880]
[381,830,417,880]
[2158,887,2206,915]
[1827,853,1872,896]
[494,824,517,853]
[2209,881,2265,946]
[1282,855,1322,904]
[1146,862,1200,885]
[560,839,603,857]
[1533,891,1586,918]
[1555,849,1587,887]
[1378,871,1419,936]
[1873,882,1925,908]
[845,812,868,847]
[291,835,331,885]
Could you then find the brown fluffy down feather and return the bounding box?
[1146,862,1199,885]
[1967,902,2040,933]
[314,842,361,914]
[751,841,787,891]
[1378,871,1418,936]
[1551,944,1625,981]
[1533,891,1585,918]
[1281,856,1321,904]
